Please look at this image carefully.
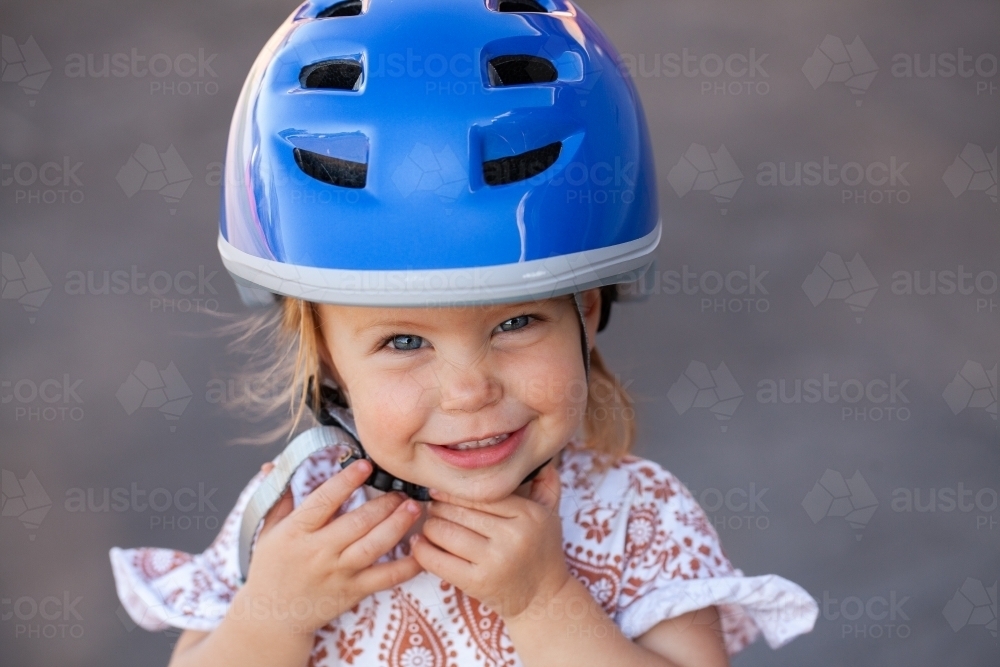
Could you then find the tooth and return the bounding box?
[447,432,510,450]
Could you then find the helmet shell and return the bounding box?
[220,0,660,306]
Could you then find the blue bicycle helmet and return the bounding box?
[223,0,661,582]
[219,0,660,311]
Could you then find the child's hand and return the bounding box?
[410,461,570,620]
[240,459,424,635]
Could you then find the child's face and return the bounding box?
[315,289,601,502]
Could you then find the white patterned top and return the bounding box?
[110,439,818,666]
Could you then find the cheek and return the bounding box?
[350,371,429,455]
[507,341,588,415]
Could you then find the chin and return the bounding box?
[434,471,523,503]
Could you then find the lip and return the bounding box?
[425,423,527,470]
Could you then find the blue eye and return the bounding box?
[388,334,424,351]
[498,315,531,332]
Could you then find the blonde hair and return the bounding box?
[216,295,636,469]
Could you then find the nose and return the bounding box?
[434,354,503,414]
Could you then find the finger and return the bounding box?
[259,487,294,537]
[339,497,422,567]
[260,462,275,475]
[427,501,498,538]
[322,491,407,552]
[528,461,561,513]
[409,533,475,586]
[426,487,525,518]
[354,555,424,594]
[294,459,372,532]
[421,516,489,562]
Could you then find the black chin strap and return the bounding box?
[308,292,592,501]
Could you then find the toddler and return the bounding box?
[110,1,818,665]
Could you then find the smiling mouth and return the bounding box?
[439,432,512,451]
[425,424,528,470]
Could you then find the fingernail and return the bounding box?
[404,500,419,515]
[409,533,418,543]
[427,488,440,498]
[356,460,371,474]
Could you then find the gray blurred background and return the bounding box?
[1,0,998,665]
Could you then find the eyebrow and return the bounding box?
[354,318,435,335]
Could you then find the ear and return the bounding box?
[580,288,602,352]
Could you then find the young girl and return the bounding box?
[110,1,818,665]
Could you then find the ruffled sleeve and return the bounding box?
[613,459,818,654]
[108,467,267,632]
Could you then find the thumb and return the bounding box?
[259,487,294,536]
[528,460,561,513]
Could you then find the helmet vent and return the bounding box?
[294,148,367,188]
[300,60,363,90]
[483,141,561,186]
[487,55,557,86]
[497,0,549,12]
[317,0,363,17]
